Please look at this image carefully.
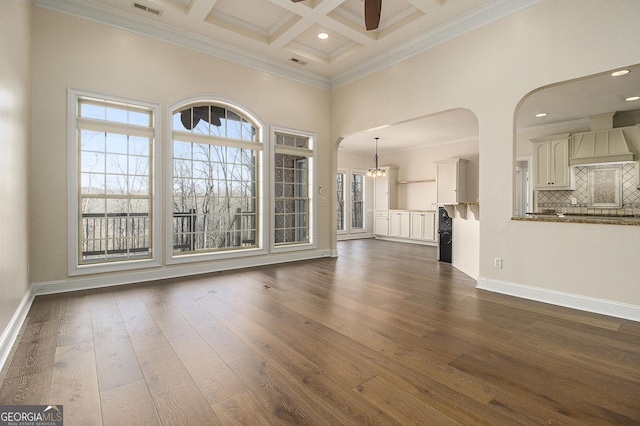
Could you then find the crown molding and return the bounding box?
[34,0,332,90]
[34,0,540,91]
[329,0,541,89]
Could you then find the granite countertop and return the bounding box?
[389,209,437,212]
[512,213,640,226]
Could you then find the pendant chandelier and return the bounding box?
[366,137,386,178]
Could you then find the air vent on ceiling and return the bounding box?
[289,57,308,66]
[133,2,162,16]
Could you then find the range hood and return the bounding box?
[569,112,636,166]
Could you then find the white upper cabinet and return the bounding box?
[373,166,398,210]
[435,158,468,204]
[531,133,573,190]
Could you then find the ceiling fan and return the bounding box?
[291,0,382,31]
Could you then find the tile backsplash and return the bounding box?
[536,163,640,215]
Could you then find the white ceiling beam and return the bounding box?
[187,0,219,21]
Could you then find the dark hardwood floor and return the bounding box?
[1,239,639,425]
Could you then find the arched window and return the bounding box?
[171,102,263,256]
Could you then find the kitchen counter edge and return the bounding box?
[512,215,640,225]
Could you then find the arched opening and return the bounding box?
[514,63,640,218]
[335,108,480,279]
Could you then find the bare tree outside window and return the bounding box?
[351,173,364,230]
[78,98,153,264]
[172,104,260,255]
[337,172,345,231]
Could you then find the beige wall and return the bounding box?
[30,8,332,285]
[0,0,31,342]
[331,0,640,308]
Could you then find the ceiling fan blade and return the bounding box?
[364,0,382,30]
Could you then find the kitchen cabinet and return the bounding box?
[389,210,410,239]
[373,210,389,236]
[410,211,436,241]
[373,166,398,210]
[531,134,573,190]
[435,158,468,204]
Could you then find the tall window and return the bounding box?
[74,95,156,267]
[171,103,261,255]
[351,173,365,230]
[274,131,314,246]
[337,172,345,231]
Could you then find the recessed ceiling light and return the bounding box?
[317,32,329,40]
[535,113,548,118]
[626,96,640,102]
[611,69,630,77]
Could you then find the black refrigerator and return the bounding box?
[438,207,452,263]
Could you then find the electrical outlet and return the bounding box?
[494,258,502,269]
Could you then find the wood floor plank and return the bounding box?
[100,379,161,426]
[159,289,255,364]
[94,334,144,391]
[3,320,59,379]
[211,391,272,426]
[49,340,103,426]
[228,354,337,425]
[26,294,65,325]
[129,327,223,425]
[283,293,500,407]
[451,348,640,424]
[287,317,510,425]
[0,370,52,405]
[137,287,248,405]
[355,375,463,425]
[221,313,401,425]
[113,287,158,334]
[89,290,128,339]
[223,294,378,388]
[57,311,93,347]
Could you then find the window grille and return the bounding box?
[337,173,345,231]
[171,103,261,255]
[274,131,313,246]
[77,97,154,264]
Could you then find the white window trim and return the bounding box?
[165,96,268,265]
[270,125,317,253]
[67,88,162,276]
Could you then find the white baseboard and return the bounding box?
[337,233,374,241]
[33,249,337,295]
[0,288,36,372]
[477,277,640,322]
[374,236,437,247]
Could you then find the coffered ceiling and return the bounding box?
[34,0,639,153]
[36,0,538,89]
